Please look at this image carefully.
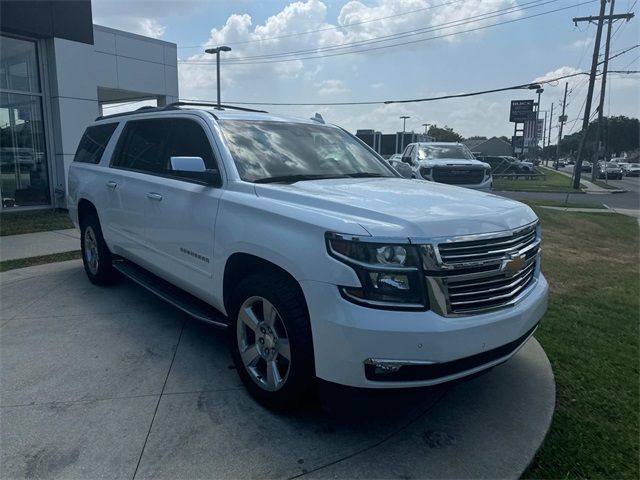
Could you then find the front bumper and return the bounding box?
[300,274,548,388]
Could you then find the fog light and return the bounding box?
[369,272,411,290]
[365,358,402,373]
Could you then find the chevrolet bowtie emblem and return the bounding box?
[504,254,526,276]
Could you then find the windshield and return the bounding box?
[417,144,474,160]
[218,120,393,183]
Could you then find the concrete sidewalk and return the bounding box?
[540,205,640,219]
[539,165,626,194]
[0,228,79,262]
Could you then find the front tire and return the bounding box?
[80,213,117,285]
[229,273,315,410]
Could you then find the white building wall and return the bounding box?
[45,25,178,207]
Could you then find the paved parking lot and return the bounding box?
[1,260,555,479]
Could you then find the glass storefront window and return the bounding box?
[1,36,40,93]
[1,36,49,208]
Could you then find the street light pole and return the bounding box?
[399,116,410,153]
[534,88,544,159]
[204,45,232,109]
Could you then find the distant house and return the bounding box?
[464,137,513,157]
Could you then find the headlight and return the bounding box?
[326,233,428,309]
[419,167,432,178]
[484,167,492,176]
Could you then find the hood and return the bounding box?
[254,177,536,239]
[416,158,488,168]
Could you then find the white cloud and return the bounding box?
[314,79,349,95]
[92,0,206,38]
[137,18,166,39]
[174,1,637,140]
[568,38,591,49]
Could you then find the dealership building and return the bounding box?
[0,0,178,209]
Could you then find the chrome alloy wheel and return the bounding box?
[236,296,291,391]
[84,226,99,275]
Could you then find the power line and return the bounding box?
[180,0,550,64]
[597,43,639,64]
[219,0,550,62]
[179,0,596,66]
[180,71,591,107]
[177,0,468,49]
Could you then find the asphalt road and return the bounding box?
[496,166,640,210]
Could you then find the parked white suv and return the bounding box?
[400,142,492,190]
[68,103,548,409]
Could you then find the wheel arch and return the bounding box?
[223,252,308,317]
[77,198,99,226]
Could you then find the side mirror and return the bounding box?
[393,162,413,178]
[169,156,219,186]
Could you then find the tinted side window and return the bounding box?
[74,124,118,164]
[403,145,414,158]
[164,119,216,172]
[112,119,170,173]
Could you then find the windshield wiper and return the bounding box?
[254,174,348,184]
[344,172,387,178]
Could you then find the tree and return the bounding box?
[558,116,639,160]
[466,135,487,141]
[427,124,463,142]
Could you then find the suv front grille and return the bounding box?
[422,222,541,316]
[445,256,536,313]
[432,166,485,185]
[438,223,537,264]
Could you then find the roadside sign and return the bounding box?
[512,136,524,148]
[509,100,534,122]
[559,115,568,123]
[536,119,544,138]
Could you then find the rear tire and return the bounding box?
[229,272,315,410]
[80,212,117,285]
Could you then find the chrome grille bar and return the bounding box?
[421,221,540,316]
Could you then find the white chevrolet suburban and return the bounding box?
[68,103,548,409]
[400,142,493,190]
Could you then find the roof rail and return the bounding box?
[95,101,268,121]
[166,101,268,113]
[95,104,165,121]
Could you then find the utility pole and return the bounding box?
[542,111,547,150]
[400,116,410,153]
[592,0,617,181]
[572,0,607,189]
[572,0,634,188]
[547,102,554,156]
[556,83,568,166]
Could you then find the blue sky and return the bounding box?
[92,0,639,139]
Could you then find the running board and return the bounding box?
[112,259,227,328]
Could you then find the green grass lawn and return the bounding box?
[494,168,583,193]
[524,206,639,479]
[0,209,74,236]
[0,250,81,272]
[593,180,623,190]
[524,199,606,209]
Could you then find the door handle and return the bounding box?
[146,192,163,201]
[106,180,118,190]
